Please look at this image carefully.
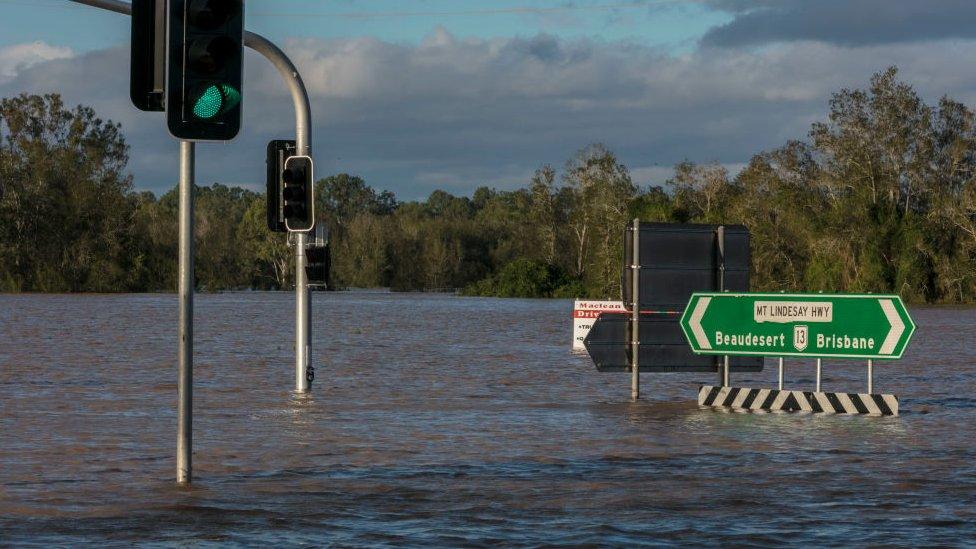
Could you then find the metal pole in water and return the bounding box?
[867,359,873,394]
[630,218,640,401]
[815,358,822,392]
[716,226,729,387]
[177,141,194,485]
[295,233,310,393]
[778,357,784,390]
[241,32,314,393]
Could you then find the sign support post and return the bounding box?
[629,218,640,401]
[176,140,193,485]
[716,226,729,387]
[778,357,784,390]
[816,358,822,392]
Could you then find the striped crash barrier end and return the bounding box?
[698,385,898,416]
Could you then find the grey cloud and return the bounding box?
[0,41,73,84]
[703,0,976,48]
[2,31,975,199]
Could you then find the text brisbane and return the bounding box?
[714,331,876,350]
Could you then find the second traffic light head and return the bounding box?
[281,163,307,217]
[282,156,314,232]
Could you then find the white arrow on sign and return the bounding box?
[689,296,711,350]
[878,299,905,355]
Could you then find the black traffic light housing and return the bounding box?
[131,0,166,111]
[306,223,330,286]
[283,155,314,232]
[305,245,330,286]
[266,139,295,233]
[167,0,245,141]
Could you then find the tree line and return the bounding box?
[2,67,976,302]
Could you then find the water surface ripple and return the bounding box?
[1,292,974,545]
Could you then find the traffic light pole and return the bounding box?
[243,33,314,394]
[177,140,194,485]
[295,233,310,393]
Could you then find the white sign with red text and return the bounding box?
[572,300,626,350]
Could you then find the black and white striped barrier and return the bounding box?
[698,385,899,416]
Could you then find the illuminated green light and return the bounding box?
[191,84,241,121]
[192,85,223,120]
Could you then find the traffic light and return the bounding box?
[282,156,314,232]
[266,139,295,233]
[306,223,330,285]
[305,245,330,286]
[130,0,165,112]
[166,0,245,141]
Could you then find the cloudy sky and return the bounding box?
[2,0,976,199]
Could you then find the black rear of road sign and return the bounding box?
[622,223,749,310]
[585,222,760,374]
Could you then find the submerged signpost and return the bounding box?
[583,222,762,398]
[681,293,916,415]
[582,220,918,416]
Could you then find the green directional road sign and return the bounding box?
[679,293,915,360]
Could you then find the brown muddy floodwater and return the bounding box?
[1,292,975,546]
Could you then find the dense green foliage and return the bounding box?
[3,68,976,302]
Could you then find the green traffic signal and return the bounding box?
[167,0,243,140]
[192,85,222,119]
[191,84,241,120]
